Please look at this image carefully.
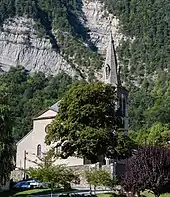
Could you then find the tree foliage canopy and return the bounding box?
[0,66,77,140]
[0,85,15,186]
[46,83,134,162]
[28,150,78,190]
[85,169,116,190]
[122,147,170,197]
[129,123,170,147]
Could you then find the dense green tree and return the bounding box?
[129,123,170,147]
[0,66,77,141]
[45,82,134,162]
[0,85,15,187]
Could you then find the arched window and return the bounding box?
[37,144,41,157]
[45,124,50,133]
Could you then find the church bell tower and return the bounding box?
[103,33,128,133]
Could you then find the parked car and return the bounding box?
[29,179,46,188]
[13,181,27,189]
[13,179,46,189]
[20,181,31,189]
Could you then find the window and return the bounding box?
[37,144,41,157]
[55,146,61,154]
[45,124,50,133]
[106,64,111,79]
[121,93,127,116]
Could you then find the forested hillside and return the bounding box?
[100,0,170,132]
[0,66,80,140]
[0,0,169,140]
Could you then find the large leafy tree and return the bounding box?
[121,147,170,197]
[45,82,134,163]
[0,85,15,186]
[28,150,78,194]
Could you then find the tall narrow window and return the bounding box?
[37,144,41,157]
[121,93,126,116]
[106,64,111,79]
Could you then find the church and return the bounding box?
[15,32,128,171]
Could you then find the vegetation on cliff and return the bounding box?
[100,0,170,132]
[0,66,79,140]
[0,0,102,79]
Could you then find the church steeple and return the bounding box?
[104,33,120,87]
[103,32,128,134]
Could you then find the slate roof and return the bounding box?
[49,100,61,112]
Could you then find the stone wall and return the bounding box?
[11,162,124,187]
[69,162,117,187]
[69,164,94,187]
[11,170,24,182]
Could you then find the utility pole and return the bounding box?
[24,150,28,180]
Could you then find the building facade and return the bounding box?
[16,102,84,170]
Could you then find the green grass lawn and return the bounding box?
[142,191,170,197]
[13,188,51,196]
[0,187,74,197]
[2,189,170,197]
[98,194,113,197]
[0,188,51,197]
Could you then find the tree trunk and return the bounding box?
[89,184,92,195]
[51,183,53,197]
[137,191,140,197]
[94,186,96,194]
[153,190,160,197]
[126,191,135,197]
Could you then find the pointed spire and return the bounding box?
[104,32,120,87]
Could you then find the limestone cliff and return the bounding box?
[0,0,121,75]
[82,0,121,54]
[0,17,72,75]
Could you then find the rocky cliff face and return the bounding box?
[0,17,72,75]
[0,0,121,75]
[82,0,121,54]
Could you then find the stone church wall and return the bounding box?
[69,162,118,187]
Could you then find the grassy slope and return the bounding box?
[1,189,50,197]
[143,191,170,197]
[1,188,73,197]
